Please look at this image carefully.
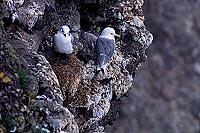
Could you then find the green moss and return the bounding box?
[1,114,16,132]
[17,68,31,90]
[3,41,31,90]
[6,42,20,67]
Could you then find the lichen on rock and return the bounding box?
[0,0,153,132]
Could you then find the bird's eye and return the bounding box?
[68,33,70,36]
[111,33,114,35]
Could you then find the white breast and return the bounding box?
[54,33,73,54]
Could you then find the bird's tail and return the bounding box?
[95,67,105,76]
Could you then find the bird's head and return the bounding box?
[100,27,120,39]
[59,25,71,37]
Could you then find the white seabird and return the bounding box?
[54,25,73,54]
[95,27,120,73]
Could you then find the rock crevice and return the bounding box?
[0,0,152,132]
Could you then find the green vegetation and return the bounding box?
[17,68,31,90]
[1,114,15,132]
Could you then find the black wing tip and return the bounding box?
[95,68,105,76]
[101,68,105,74]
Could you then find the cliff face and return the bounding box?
[0,0,152,132]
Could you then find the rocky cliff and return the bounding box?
[0,0,152,132]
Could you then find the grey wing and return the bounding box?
[95,38,115,66]
[96,38,115,55]
[105,39,115,59]
[102,39,115,64]
[96,38,105,55]
[70,34,73,43]
[96,38,106,66]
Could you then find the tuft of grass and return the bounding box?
[1,114,15,132]
[17,68,31,90]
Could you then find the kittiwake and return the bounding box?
[54,25,73,54]
[95,27,120,73]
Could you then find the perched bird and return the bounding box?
[95,27,120,74]
[54,25,73,54]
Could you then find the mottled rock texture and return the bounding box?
[106,0,200,133]
[0,0,152,132]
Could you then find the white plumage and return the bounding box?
[54,25,73,54]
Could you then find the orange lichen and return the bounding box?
[0,127,4,133]
[2,76,11,83]
[0,72,11,83]
[0,72,4,79]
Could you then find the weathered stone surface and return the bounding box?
[0,0,153,132]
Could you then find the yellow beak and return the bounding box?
[114,33,120,38]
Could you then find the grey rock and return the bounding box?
[0,0,153,132]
